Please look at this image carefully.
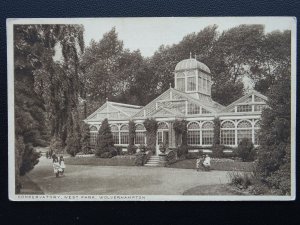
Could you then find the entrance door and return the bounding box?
[156,130,169,155]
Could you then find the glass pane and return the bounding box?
[177,78,185,92]
[187,77,196,91]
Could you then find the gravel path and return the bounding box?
[27,156,230,195]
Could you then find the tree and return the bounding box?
[14,24,84,191]
[236,138,256,162]
[257,66,291,194]
[80,123,91,154]
[95,119,115,157]
[252,30,291,94]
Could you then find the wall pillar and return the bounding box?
[169,122,176,148]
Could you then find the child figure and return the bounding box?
[53,157,61,178]
[196,155,201,171]
[59,156,66,175]
[202,154,211,171]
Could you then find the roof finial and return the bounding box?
[189,52,192,59]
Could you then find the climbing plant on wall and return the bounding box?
[143,118,158,152]
[213,117,220,145]
[127,120,137,154]
[173,119,188,146]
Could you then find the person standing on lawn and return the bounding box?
[53,157,62,178]
[196,154,203,171]
[202,154,211,171]
[59,155,66,175]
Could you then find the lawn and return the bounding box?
[64,155,136,166]
[168,158,255,172]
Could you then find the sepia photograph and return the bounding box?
[7,17,296,201]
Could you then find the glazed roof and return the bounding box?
[175,58,211,74]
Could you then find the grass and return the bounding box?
[168,158,255,172]
[64,155,136,166]
[19,175,44,195]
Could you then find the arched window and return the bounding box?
[90,126,98,147]
[120,124,129,145]
[111,125,119,145]
[254,121,261,145]
[158,122,168,130]
[187,122,200,145]
[135,124,146,145]
[237,120,252,144]
[221,121,235,145]
[202,122,214,145]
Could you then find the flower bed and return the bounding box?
[167,158,255,172]
[65,155,136,166]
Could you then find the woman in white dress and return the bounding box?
[59,156,66,175]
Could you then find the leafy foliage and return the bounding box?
[80,123,91,154]
[143,118,158,152]
[212,144,225,158]
[236,138,256,162]
[19,143,41,176]
[213,117,220,145]
[256,67,291,194]
[95,119,115,157]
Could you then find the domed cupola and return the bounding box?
[174,54,212,98]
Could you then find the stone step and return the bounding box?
[144,164,160,167]
[147,159,160,162]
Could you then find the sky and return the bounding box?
[82,17,293,57]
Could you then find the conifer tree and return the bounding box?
[95,119,114,157]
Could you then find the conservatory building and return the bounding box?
[84,57,267,155]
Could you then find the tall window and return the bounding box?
[90,126,98,147]
[120,124,129,144]
[187,122,200,145]
[111,125,119,145]
[177,78,185,92]
[198,76,202,91]
[254,121,261,145]
[187,77,196,91]
[135,124,146,145]
[237,120,252,144]
[221,121,235,145]
[202,122,213,145]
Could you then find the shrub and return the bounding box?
[139,144,147,153]
[65,134,81,157]
[115,146,123,155]
[236,138,256,162]
[95,119,114,157]
[166,150,177,165]
[135,151,146,166]
[127,145,138,155]
[186,151,201,159]
[228,171,254,189]
[212,144,225,158]
[19,143,41,176]
[177,145,188,158]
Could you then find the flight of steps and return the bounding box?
[144,155,161,167]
